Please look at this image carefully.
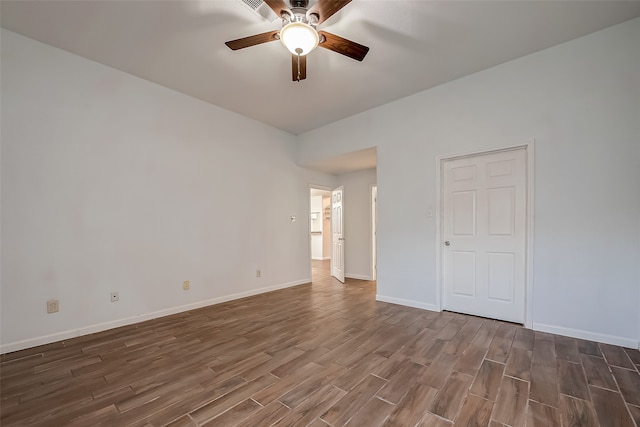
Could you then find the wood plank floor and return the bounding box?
[2,260,639,426]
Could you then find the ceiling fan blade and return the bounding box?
[318,31,369,61]
[225,30,280,50]
[308,0,351,25]
[291,54,307,81]
[263,0,292,19]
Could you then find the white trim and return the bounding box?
[331,185,345,283]
[0,279,310,355]
[371,184,378,281]
[435,156,443,312]
[346,274,374,281]
[525,141,535,329]
[378,297,638,349]
[376,295,438,312]
[436,140,535,327]
[533,323,639,350]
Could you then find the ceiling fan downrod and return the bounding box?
[295,48,303,82]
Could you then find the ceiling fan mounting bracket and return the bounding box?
[290,0,309,8]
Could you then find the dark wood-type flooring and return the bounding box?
[2,260,639,426]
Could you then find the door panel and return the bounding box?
[452,251,476,297]
[453,191,476,236]
[452,164,477,182]
[487,159,514,177]
[488,187,515,236]
[487,252,515,302]
[443,148,526,323]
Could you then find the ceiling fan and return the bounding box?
[225,0,369,82]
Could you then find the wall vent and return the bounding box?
[239,0,278,21]
[240,0,263,11]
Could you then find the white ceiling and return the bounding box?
[310,188,331,197]
[2,0,640,136]
[305,147,377,175]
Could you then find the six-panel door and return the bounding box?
[443,148,527,323]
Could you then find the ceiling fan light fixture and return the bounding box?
[280,21,319,56]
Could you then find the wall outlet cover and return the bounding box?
[47,299,59,314]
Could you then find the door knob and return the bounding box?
[444,241,451,246]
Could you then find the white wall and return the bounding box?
[0,30,336,353]
[298,19,640,348]
[339,169,377,280]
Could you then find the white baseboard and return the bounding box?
[532,322,639,350]
[376,294,439,312]
[0,279,310,355]
[373,300,639,350]
[346,273,374,281]
[6,283,637,354]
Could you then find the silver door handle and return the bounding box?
[338,238,345,241]
[444,241,450,246]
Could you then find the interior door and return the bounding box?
[331,186,345,283]
[442,148,527,323]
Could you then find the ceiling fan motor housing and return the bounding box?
[289,8,308,23]
[284,8,317,27]
[281,0,318,27]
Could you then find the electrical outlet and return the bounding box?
[183,280,190,290]
[47,299,59,314]
[256,269,261,278]
[110,292,119,302]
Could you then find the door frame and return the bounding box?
[434,140,535,328]
[371,185,378,281]
[308,185,333,282]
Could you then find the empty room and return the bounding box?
[1,1,639,426]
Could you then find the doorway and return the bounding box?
[310,187,332,282]
[439,145,532,324]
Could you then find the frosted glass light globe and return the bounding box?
[280,22,319,56]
